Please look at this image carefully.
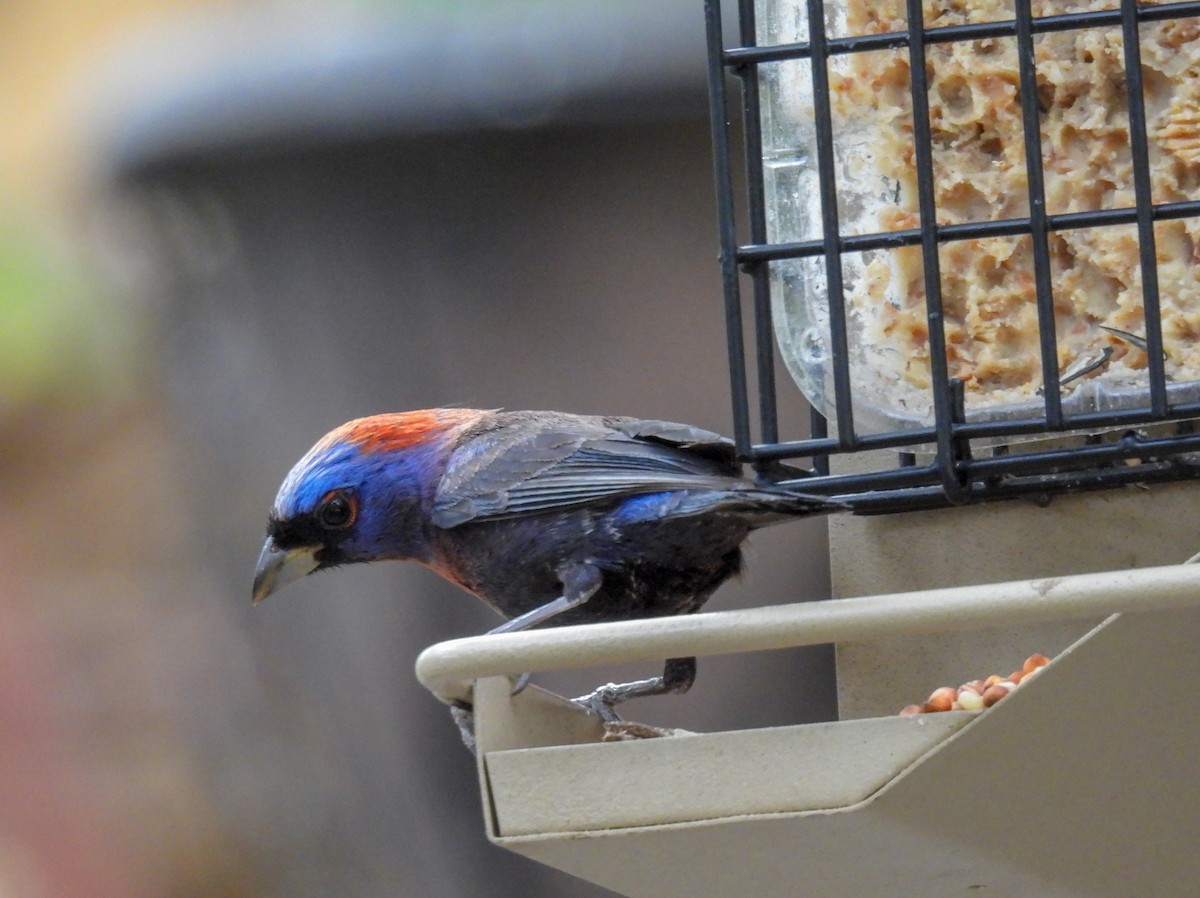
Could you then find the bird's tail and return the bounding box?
[671,483,846,525]
[732,485,847,525]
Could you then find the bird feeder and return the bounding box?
[418,0,1200,893]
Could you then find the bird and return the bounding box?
[253,408,841,736]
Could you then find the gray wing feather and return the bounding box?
[608,418,735,458]
[431,413,740,528]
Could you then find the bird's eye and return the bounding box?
[317,492,356,530]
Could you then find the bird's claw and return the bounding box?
[510,671,533,695]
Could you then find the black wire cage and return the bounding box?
[705,0,1200,513]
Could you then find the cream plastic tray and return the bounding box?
[417,564,1200,898]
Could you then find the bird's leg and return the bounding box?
[487,562,603,634]
[572,656,697,723]
[486,562,603,695]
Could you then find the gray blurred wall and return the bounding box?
[102,4,834,895]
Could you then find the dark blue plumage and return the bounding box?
[253,408,840,722]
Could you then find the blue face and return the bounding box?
[272,439,368,520]
[267,438,440,568]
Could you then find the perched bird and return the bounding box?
[253,409,840,728]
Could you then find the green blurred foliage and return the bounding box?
[0,213,133,416]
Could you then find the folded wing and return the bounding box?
[431,413,741,528]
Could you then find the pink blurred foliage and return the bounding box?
[0,571,146,898]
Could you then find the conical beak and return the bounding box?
[252,539,319,604]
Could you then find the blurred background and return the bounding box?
[0,1,833,895]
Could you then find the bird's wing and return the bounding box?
[431,413,740,528]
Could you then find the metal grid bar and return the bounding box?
[705,0,1200,510]
[1119,0,1168,415]
[904,0,970,502]
[1013,0,1062,426]
[737,197,1200,264]
[735,0,784,446]
[705,0,754,456]
[806,0,858,444]
[723,1,1200,64]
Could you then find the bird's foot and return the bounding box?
[448,673,537,754]
[449,701,477,753]
[571,657,698,723]
[571,680,643,722]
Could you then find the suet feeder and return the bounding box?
[711,0,1200,510]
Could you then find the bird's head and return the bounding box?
[251,410,475,604]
